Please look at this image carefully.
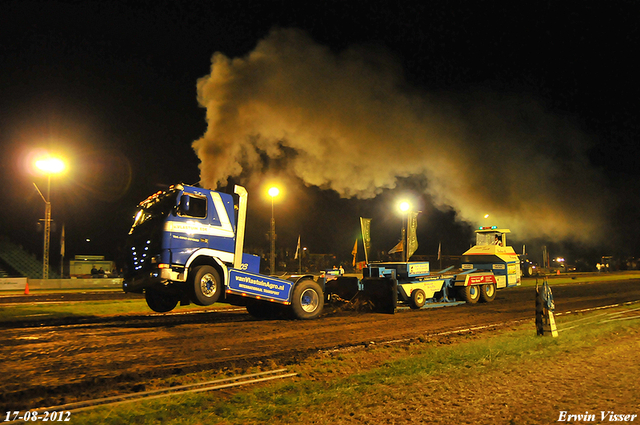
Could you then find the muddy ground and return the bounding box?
[1,277,639,410]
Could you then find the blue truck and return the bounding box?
[122,184,323,319]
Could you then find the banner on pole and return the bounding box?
[351,239,358,267]
[60,224,65,257]
[388,240,403,255]
[294,235,301,259]
[359,217,372,264]
[407,211,419,259]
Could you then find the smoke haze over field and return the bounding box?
[193,28,612,245]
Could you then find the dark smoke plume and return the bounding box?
[193,28,612,244]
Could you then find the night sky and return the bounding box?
[1,1,639,271]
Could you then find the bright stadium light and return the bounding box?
[268,186,280,274]
[33,154,67,280]
[35,157,66,174]
[268,186,280,198]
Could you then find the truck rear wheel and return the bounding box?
[458,285,480,304]
[523,264,533,277]
[291,279,324,320]
[479,283,496,302]
[410,289,426,309]
[145,288,179,313]
[191,265,222,306]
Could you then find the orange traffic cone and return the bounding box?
[24,281,29,295]
[556,270,560,275]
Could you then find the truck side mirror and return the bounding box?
[178,194,190,215]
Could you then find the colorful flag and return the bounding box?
[351,239,358,267]
[60,224,65,257]
[388,240,403,254]
[294,235,301,259]
[407,211,419,258]
[360,217,372,264]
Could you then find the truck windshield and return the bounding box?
[129,191,179,234]
[476,232,498,246]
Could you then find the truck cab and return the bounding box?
[123,184,323,319]
[461,226,521,288]
[124,184,256,289]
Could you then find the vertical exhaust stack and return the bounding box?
[233,185,248,270]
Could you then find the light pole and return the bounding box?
[399,201,410,262]
[33,156,65,280]
[268,186,280,274]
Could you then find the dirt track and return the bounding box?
[1,277,639,410]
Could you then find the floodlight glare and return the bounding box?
[267,186,280,274]
[268,187,280,198]
[35,157,65,174]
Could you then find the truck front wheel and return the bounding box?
[291,279,324,320]
[145,288,179,313]
[191,265,222,306]
[479,283,496,302]
[458,285,480,304]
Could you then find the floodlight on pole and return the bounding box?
[33,155,66,280]
[268,186,280,274]
[398,200,411,262]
